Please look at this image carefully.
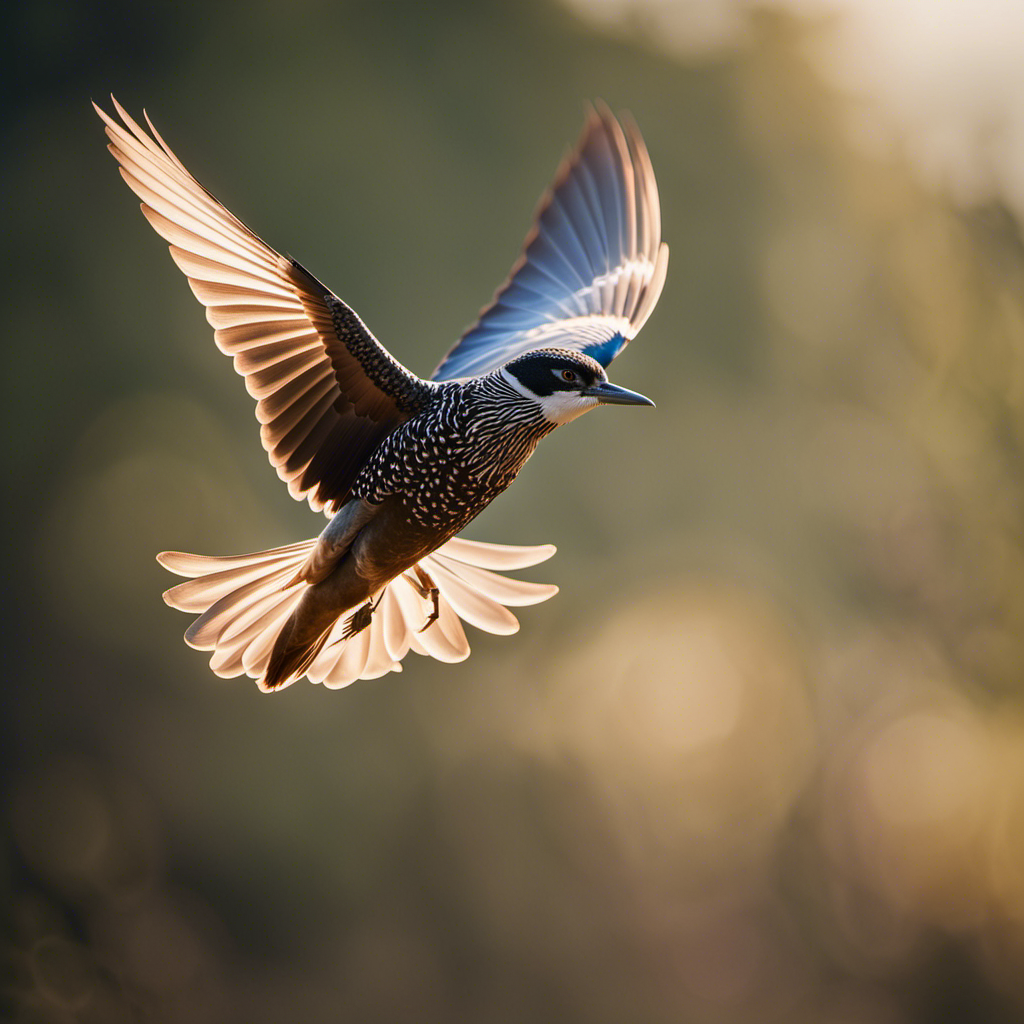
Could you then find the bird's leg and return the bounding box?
[411,565,440,632]
[337,591,385,643]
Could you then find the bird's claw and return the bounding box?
[336,591,385,644]
[412,565,440,632]
[418,592,440,633]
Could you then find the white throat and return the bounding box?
[499,368,599,425]
[538,391,600,425]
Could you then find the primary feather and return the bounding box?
[432,103,668,380]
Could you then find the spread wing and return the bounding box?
[95,98,433,514]
[432,103,668,382]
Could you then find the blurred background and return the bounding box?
[6,0,1024,1020]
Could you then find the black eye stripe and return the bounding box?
[505,350,603,395]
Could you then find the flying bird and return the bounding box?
[95,98,668,691]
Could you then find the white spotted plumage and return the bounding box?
[352,372,556,533]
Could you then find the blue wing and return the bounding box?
[432,104,669,382]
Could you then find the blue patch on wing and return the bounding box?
[583,332,627,368]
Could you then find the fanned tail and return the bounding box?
[158,537,559,692]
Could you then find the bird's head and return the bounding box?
[499,349,654,425]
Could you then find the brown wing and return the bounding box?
[95,98,433,513]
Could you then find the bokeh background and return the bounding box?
[7,0,1024,1020]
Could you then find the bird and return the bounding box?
[95,98,668,692]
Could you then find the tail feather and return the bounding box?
[158,535,560,692]
[363,615,398,679]
[158,541,315,576]
[262,626,333,691]
[436,538,556,570]
[428,553,559,607]
[241,601,299,678]
[209,591,299,677]
[380,586,409,663]
[310,625,369,686]
[184,564,300,649]
[163,561,294,613]
[427,560,520,635]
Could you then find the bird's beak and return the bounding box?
[582,381,656,407]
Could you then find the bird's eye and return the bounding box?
[561,369,578,383]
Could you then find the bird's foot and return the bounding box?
[412,565,440,632]
[340,603,373,640]
[418,594,440,633]
[339,592,384,642]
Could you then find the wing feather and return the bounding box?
[97,98,433,513]
[433,103,668,381]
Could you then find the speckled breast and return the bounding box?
[351,383,553,535]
